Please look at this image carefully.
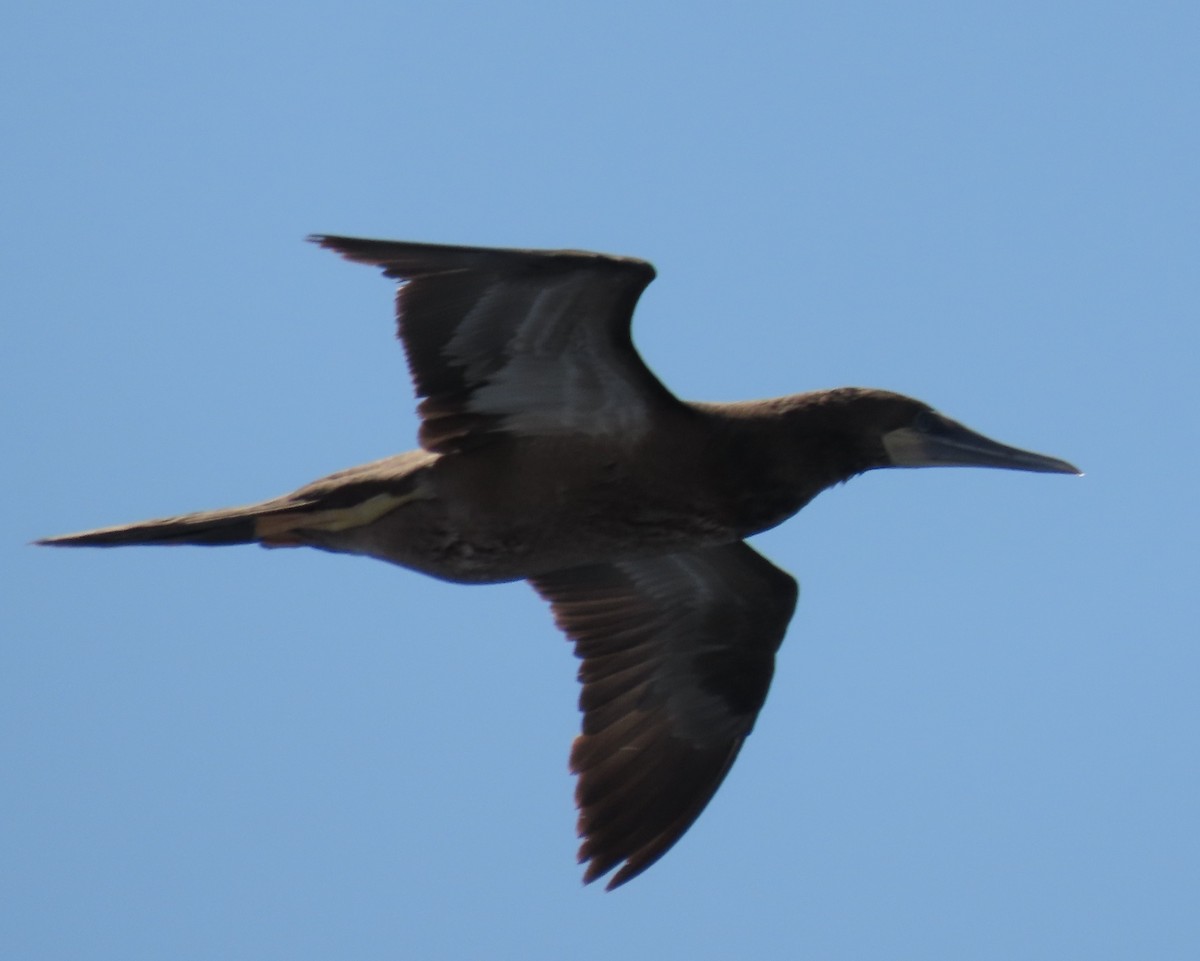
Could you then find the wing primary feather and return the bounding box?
[531,542,798,889]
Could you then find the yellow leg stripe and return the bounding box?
[254,491,423,542]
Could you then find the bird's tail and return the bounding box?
[35,499,300,549]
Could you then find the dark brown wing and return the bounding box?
[531,542,799,889]
[311,235,683,454]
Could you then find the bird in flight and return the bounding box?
[39,235,1079,889]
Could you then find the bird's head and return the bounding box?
[879,398,1079,475]
[829,389,1081,476]
[782,388,1079,481]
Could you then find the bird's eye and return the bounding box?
[912,410,937,433]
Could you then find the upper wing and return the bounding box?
[312,235,684,454]
[530,541,799,889]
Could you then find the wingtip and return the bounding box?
[306,233,402,267]
[578,864,630,893]
[577,845,650,892]
[603,870,632,892]
[307,233,369,252]
[591,858,646,891]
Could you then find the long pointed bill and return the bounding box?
[883,414,1081,475]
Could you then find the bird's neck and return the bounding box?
[694,392,886,536]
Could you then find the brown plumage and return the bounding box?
[38,235,1079,889]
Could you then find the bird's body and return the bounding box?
[315,410,745,582]
[39,236,1079,889]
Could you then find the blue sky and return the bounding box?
[4,2,1198,959]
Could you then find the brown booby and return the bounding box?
[38,236,1079,889]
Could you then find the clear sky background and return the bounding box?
[4,2,1197,959]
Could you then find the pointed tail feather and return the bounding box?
[35,502,299,548]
